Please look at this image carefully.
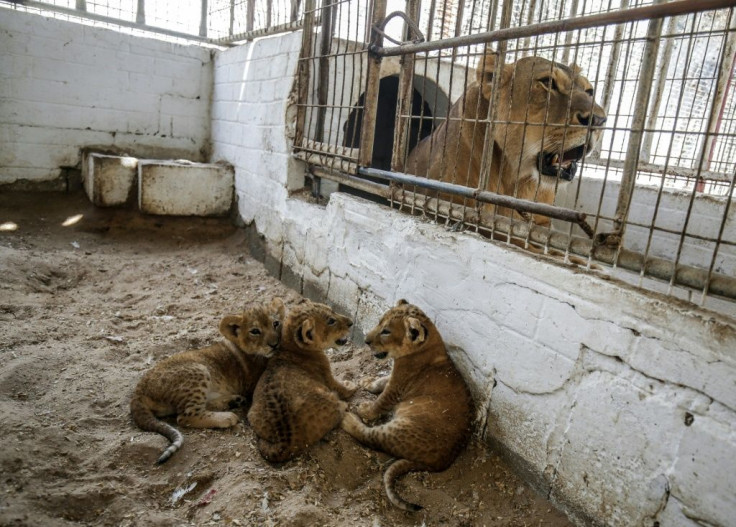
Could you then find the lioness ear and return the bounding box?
[270,297,286,320]
[219,315,242,343]
[477,52,512,99]
[404,317,427,345]
[568,62,582,76]
[296,318,315,346]
[396,299,408,306]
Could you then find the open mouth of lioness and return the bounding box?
[537,144,588,181]
[373,351,388,359]
[335,336,348,346]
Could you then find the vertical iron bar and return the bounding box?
[76,0,87,11]
[561,0,580,64]
[315,0,334,142]
[229,0,235,37]
[136,0,145,24]
[477,0,513,192]
[359,0,387,167]
[613,1,665,233]
[267,0,272,28]
[199,0,208,37]
[295,0,318,150]
[247,0,255,34]
[704,11,736,169]
[640,16,678,163]
[521,0,538,55]
[391,0,420,172]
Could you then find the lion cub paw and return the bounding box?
[341,412,364,435]
[360,376,388,394]
[339,380,358,399]
[356,402,379,422]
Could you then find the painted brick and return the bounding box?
[83,153,138,207]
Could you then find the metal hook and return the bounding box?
[371,11,425,48]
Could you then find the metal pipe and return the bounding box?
[358,0,388,167]
[373,0,736,57]
[359,167,594,233]
[613,3,664,233]
[311,166,392,198]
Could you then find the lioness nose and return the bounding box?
[577,111,607,128]
[347,319,353,327]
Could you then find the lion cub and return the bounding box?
[248,300,357,463]
[130,297,285,464]
[341,300,473,511]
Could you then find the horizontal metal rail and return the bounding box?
[359,167,596,237]
[373,0,736,56]
[19,0,214,44]
[213,19,308,45]
[304,165,736,300]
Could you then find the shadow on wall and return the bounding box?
[340,74,448,203]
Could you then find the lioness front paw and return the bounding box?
[361,376,388,394]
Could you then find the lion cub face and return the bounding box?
[220,297,285,356]
[364,299,431,359]
[286,301,353,352]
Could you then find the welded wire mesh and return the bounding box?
[293,0,736,313]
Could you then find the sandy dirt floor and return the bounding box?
[0,191,573,527]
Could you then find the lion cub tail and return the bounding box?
[383,458,427,512]
[130,397,184,464]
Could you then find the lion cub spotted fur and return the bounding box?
[341,300,473,511]
[130,297,285,464]
[248,300,357,463]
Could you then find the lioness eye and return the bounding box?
[585,88,594,96]
[327,317,336,326]
[273,320,280,328]
[381,329,391,336]
[539,76,558,91]
[249,328,262,336]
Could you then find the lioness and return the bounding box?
[130,297,285,464]
[248,300,357,463]
[341,300,473,511]
[405,53,606,225]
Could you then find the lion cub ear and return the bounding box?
[270,297,286,321]
[295,317,315,346]
[568,62,582,76]
[396,299,409,306]
[220,315,243,343]
[404,317,427,345]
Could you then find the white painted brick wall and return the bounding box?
[211,33,736,527]
[0,10,212,185]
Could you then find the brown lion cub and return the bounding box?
[248,300,357,463]
[130,297,286,464]
[342,300,473,511]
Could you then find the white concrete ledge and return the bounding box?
[138,160,234,216]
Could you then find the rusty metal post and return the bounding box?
[315,0,334,142]
[136,0,145,24]
[295,0,318,150]
[391,0,421,172]
[229,0,235,37]
[246,0,255,34]
[359,0,387,167]
[612,1,665,234]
